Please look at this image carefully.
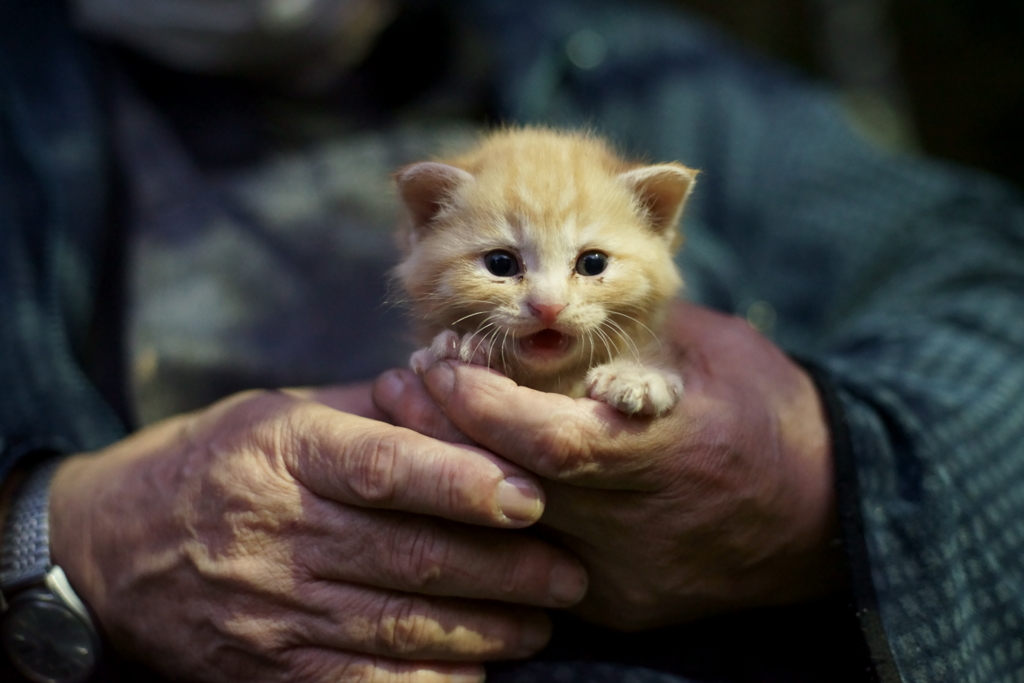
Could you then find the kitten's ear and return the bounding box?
[394,162,474,228]
[619,163,698,235]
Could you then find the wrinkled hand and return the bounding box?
[374,301,846,630]
[48,384,587,683]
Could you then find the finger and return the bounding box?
[285,383,389,422]
[297,582,552,661]
[283,650,485,683]
[261,398,547,528]
[298,502,587,608]
[373,369,473,445]
[419,362,670,487]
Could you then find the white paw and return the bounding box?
[409,330,496,374]
[585,361,683,416]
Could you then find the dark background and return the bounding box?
[673,0,1024,189]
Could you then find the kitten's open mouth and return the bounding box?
[520,329,572,357]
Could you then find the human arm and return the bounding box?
[45,383,586,683]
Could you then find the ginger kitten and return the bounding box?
[393,128,696,416]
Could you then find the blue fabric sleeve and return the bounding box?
[0,0,127,480]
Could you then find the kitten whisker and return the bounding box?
[484,326,502,369]
[468,322,497,362]
[451,310,490,326]
[604,318,642,362]
[609,311,663,349]
[511,330,524,373]
[593,326,615,362]
[499,328,510,373]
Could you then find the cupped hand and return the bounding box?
[48,384,587,683]
[374,301,847,630]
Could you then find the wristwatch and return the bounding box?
[1,457,100,683]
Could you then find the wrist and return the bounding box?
[1,455,101,683]
[0,469,28,537]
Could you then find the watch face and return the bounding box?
[1,597,97,683]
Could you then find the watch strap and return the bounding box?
[0,456,64,595]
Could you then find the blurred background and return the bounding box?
[672,0,1024,188]
[106,0,1023,424]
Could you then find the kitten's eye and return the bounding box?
[484,250,520,277]
[575,251,608,276]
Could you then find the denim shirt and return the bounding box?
[0,0,127,478]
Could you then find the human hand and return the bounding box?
[48,383,587,683]
[374,302,846,630]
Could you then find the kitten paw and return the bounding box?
[409,330,496,374]
[586,360,683,416]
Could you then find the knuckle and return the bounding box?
[348,434,402,505]
[226,393,310,469]
[395,524,450,591]
[437,457,465,513]
[494,549,533,599]
[271,398,321,452]
[532,417,592,479]
[374,595,431,655]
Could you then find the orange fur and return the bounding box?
[393,128,697,414]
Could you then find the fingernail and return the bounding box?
[549,561,588,606]
[376,370,405,405]
[497,476,544,524]
[424,361,455,402]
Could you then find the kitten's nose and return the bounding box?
[528,302,566,325]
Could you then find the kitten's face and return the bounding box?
[395,130,694,381]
